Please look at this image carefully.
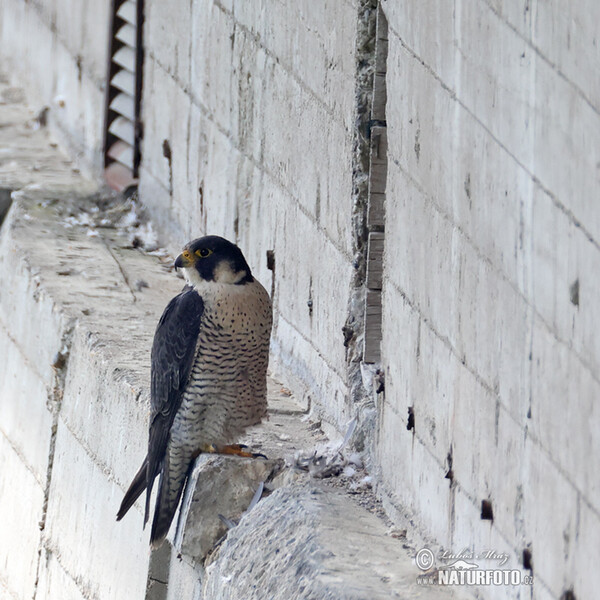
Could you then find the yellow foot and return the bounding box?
[203,443,267,459]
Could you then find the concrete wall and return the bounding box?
[138,0,359,430]
[0,0,110,172]
[377,1,600,599]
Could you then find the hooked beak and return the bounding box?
[174,252,193,271]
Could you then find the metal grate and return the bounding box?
[104,0,143,191]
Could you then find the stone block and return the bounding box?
[572,501,600,600]
[0,325,52,483]
[522,438,580,598]
[381,0,457,85]
[163,552,203,600]
[384,168,460,348]
[532,187,600,376]
[530,317,600,508]
[0,433,45,600]
[175,454,280,562]
[190,0,233,133]
[35,551,87,600]
[0,217,72,392]
[44,420,150,600]
[146,0,192,85]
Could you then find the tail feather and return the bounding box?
[149,452,188,549]
[116,457,148,521]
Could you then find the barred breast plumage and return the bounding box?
[172,279,271,449]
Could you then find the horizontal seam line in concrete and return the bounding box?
[0,313,47,386]
[138,125,353,264]
[381,280,600,521]
[388,155,600,390]
[0,572,20,600]
[275,312,348,384]
[375,430,528,553]
[376,444,556,598]
[388,23,600,254]
[40,539,103,600]
[59,414,124,491]
[214,0,355,125]
[481,0,600,118]
[0,426,45,489]
[525,427,600,521]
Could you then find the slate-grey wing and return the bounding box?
[116,286,204,526]
[145,286,205,523]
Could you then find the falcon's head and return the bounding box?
[174,235,254,285]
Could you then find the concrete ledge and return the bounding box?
[203,482,461,600]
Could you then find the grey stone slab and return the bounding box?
[203,483,468,600]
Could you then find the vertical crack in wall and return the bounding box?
[363,1,387,366]
[32,322,76,599]
[344,0,379,459]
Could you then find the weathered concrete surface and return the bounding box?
[378,2,600,599]
[0,0,110,173]
[203,483,465,600]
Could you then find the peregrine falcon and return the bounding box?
[116,235,272,548]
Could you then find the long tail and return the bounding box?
[149,449,189,548]
[116,457,148,521]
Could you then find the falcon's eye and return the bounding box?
[195,248,213,258]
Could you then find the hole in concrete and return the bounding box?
[162,139,173,196]
[569,279,579,307]
[522,548,533,571]
[0,188,13,228]
[480,499,494,521]
[407,406,415,432]
[560,591,576,600]
[414,128,420,161]
[123,183,138,199]
[445,448,454,482]
[162,139,172,160]
[375,369,385,394]
[464,173,471,199]
[233,213,240,239]
[266,250,275,300]
[198,185,204,212]
[266,250,275,271]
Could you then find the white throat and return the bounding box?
[182,263,248,289]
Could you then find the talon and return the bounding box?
[212,444,268,459]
